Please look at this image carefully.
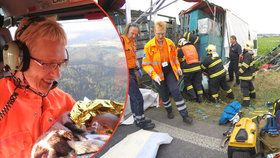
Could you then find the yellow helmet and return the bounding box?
[244,40,254,51]
[205,44,216,54]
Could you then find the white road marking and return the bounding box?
[153,120,227,153]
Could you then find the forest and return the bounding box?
[59,43,127,102]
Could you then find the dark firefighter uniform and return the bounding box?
[177,44,203,102]
[239,50,256,107]
[228,42,242,84]
[201,51,234,102]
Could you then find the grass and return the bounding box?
[142,36,280,123]
[186,71,280,123]
[142,71,280,123]
[257,36,280,56]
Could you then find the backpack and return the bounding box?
[219,101,241,125]
[257,113,280,154]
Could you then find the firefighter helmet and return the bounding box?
[184,32,199,45]
[244,40,254,51]
[178,38,188,47]
[206,44,216,54]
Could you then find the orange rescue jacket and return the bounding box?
[122,35,137,69]
[142,37,180,80]
[0,78,75,158]
[181,44,200,64]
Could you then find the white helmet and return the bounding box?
[178,38,188,47]
[244,40,254,51]
[205,44,216,53]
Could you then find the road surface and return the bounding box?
[96,106,229,158]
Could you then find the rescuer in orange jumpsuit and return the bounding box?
[142,21,193,124]
[122,23,155,130]
[0,17,75,157]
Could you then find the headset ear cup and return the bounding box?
[15,40,30,72]
[3,41,22,72]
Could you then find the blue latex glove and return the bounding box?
[137,69,143,78]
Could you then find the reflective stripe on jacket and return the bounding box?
[239,51,255,80]
[182,64,201,73]
[201,54,225,79]
[122,35,137,69]
[177,48,201,73]
[142,37,180,80]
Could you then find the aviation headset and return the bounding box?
[2,17,68,72]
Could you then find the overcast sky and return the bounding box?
[124,0,280,34]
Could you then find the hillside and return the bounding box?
[58,43,127,102]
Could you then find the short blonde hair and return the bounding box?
[154,21,166,31]
[15,17,67,54]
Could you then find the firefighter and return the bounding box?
[122,23,155,129]
[142,21,193,124]
[228,35,242,86]
[201,44,234,103]
[183,31,199,51]
[239,40,256,107]
[177,38,203,103]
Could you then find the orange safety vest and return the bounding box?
[142,37,180,80]
[0,78,75,158]
[122,35,137,69]
[181,44,200,64]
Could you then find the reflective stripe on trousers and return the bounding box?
[154,66,188,117]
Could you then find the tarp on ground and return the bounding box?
[100,129,173,158]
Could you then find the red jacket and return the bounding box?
[0,78,75,158]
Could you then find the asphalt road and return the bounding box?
[96,106,230,158]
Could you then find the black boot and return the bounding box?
[183,116,193,124]
[242,100,250,107]
[250,93,256,99]
[210,97,219,103]
[167,111,175,119]
[196,95,203,103]
[226,92,235,99]
[134,118,152,125]
[136,121,155,130]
